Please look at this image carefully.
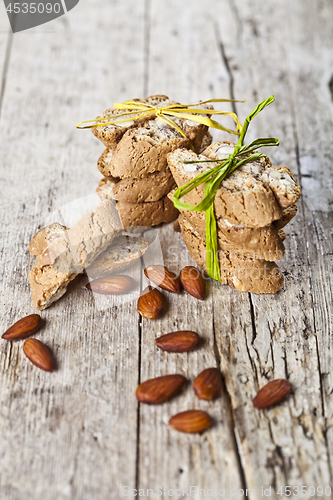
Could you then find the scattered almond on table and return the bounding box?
[136,375,186,404]
[137,286,165,319]
[193,368,222,401]
[23,338,56,372]
[155,331,200,353]
[144,265,182,294]
[253,379,292,409]
[180,266,206,300]
[168,410,212,434]
[86,275,135,295]
[2,314,42,341]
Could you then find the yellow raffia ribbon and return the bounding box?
[76,99,244,145]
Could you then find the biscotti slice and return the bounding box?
[117,195,179,231]
[97,148,119,177]
[168,147,283,228]
[99,171,176,203]
[198,131,213,153]
[29,222,68,256]
[179,217,284,294]
[107,120,190,179]
[97,176,119,201]
[92,94,173,148]
[274,204,297,230]
[176,209,285,261]
[203,142,301,209]
[29,200,123,310]
[85,235,148,279]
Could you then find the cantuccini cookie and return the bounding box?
[179,217,284,294]
[92,95,172,148]
[92,95,212,151]
[29,222,68,256]
[117,196,179,231]
[96,176,119,201]
[203,142,301,209]
[85,235,148,279]
[29,200,122,310]
[97,171,176,203]
[168,143,301,228]
[176,211,285,262]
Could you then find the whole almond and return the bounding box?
[23,338,56,372]
[136,374,186,404]
[137,286,165,319]
[144,265,182,294]
[193,368,222,400]
[155,331,199,353]
[168,410,212,433]
[2,314,42,341]
[86,275,135,294]
[253,379,292,409]
[180,266,206,300]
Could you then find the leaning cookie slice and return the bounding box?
[29,200,123,310]
[85,234,148,279]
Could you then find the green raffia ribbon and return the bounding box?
[172,96,279,282]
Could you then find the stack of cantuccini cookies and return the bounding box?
[167,141,301,294]
[93,95,213,231]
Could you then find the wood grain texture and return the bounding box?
[0,0,332,499]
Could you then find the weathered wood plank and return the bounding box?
[0,0,332,498]
[0,1,146,499]
[137,1,245,496]
[0,3,12,116]
[213,0,333,495]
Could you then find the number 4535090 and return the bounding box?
[5,3,62,14]
[277,485,331,496]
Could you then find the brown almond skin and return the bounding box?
[137,286,165,319]
[2,314,42,341]
[136,374,186,404]
[168,410,212,434]
[193,368,222,400]
[180,266,206,300]
[23,339,56,372]
[86,275,135,295]
[144,265,182,294]
[253,379,292,409]
[155,331,199,353]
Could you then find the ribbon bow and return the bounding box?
[172,96,279,282]
[76,98,244,147]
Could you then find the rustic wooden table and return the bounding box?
[0,1,332,499]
